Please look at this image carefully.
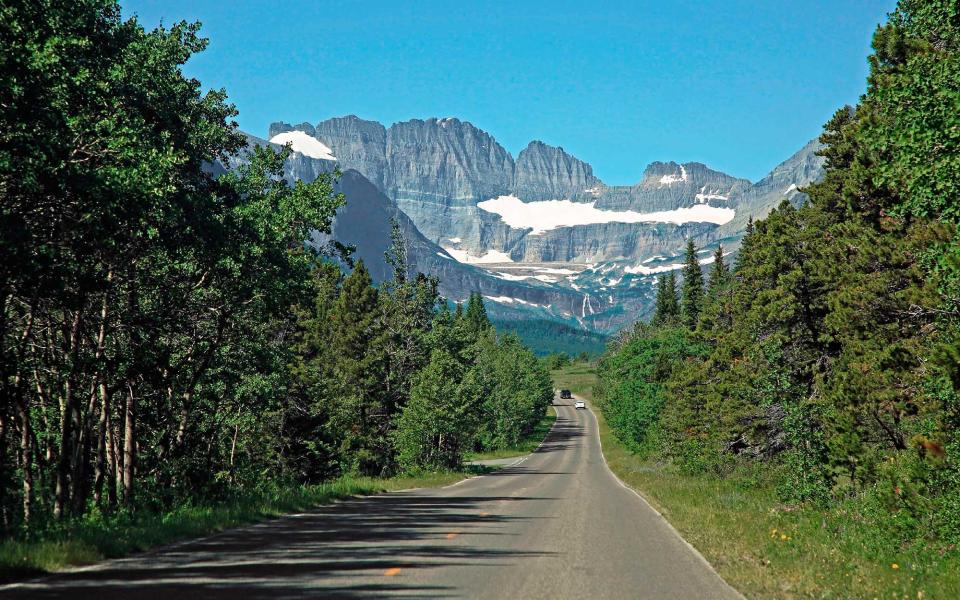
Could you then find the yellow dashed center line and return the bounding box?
[445,532,459,540]
[479,511,490,517]
[384,567,401,577]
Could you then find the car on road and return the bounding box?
[559,389,572,399]
[575,400,586,410]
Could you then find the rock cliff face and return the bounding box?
[314,116,388,190]
[260,116,827,332]
[595,161,751,212]
[231,133,591,328]
[711,138,825,243]
[385,117,515,203]
[514,140,602,201]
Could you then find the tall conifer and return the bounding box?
[680,239,704,328]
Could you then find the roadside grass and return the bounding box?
[551,365,960,599]
[464,407,557,462]
[0,469,479,584]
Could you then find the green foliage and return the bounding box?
[491,318,607,357]
[595,0,960,562]
[596,325,706,454]
[542,351,572,370]
[0,1,548,550]
[652,272,680,326]
[680,239,705,328]
[394,349,477,470]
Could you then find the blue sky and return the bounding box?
[122,0,895,184]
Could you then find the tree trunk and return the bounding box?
[122,382,136,508]
[74,286,111,515]
[54,308,84,520]
[106,402,119,508]
[19,401,32,527]
[93,381,110,507]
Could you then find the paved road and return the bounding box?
[3,397,741,599]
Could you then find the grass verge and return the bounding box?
[551,365,960,599]
[464,407,557,462]
[0,468,480,584]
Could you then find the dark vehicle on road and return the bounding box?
[559,389,572,399]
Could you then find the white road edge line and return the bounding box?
[440,404,560,490]
[586,398,747,600]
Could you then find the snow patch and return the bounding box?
[496,273,531,282]
[536,267,579,275]
[659,165,688,186]
[483,295,543,308]
[477,195,734,235]
[441,246,514,264]
[624,262,685,275]
[533,274,558,283]
[625,253,719,275]
[437,252,452,260]
[784,183,799,195]
[447,237,462,244]
[695,186,729,203]
[269,130,337,161]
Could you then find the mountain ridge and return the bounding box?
[262,115,826,333]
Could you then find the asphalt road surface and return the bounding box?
[2,396,742,599]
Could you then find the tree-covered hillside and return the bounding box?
[596,0,960,588]
[492,318,607,357]
[0,0,550,543]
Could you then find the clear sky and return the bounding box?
[121,0,896,184]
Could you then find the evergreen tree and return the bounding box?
[653,273,680,326]
[707,245,730,295]
[680,239,704,328]
[327,261,388,475]
[464,292,492,339]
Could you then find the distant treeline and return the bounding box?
[597,0,960,557]
[492,318,607,357]
[0,1,550,533]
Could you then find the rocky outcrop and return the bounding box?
[314,116,388,189]
[704,138,825,249]
[514,141,602,200]
[513,221,719,263]
[595,161,751,212]
[383,117,515,203]
[268,121,317,138]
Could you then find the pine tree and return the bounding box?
[327,260,389,475]
[464,292,492,339]
[680,239,704,328]
[653,274,680,326]
[707,245,729,294]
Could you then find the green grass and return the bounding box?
[551,365,960,599]
[0,469,478,583]
[464,407,558,462]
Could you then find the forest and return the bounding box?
[0,0,552,539]
[597,0,960,564]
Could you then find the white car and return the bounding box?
[575,400,586,410]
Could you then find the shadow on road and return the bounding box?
[532,411,584,455]
[8,494,555,599]
[6,408,591,598]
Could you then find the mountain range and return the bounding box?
[238,116,826,341]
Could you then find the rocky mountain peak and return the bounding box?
[514,140,601,200]
[268,121,317,139]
